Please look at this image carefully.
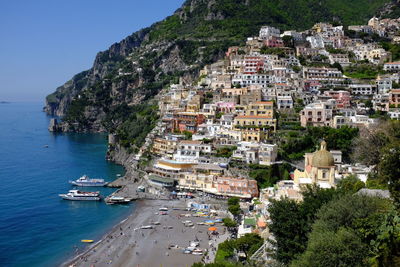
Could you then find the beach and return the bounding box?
[64,198,229,267]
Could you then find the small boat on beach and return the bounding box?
[59,190,101,201]
[105,196,131,204]
[69,175,108,187]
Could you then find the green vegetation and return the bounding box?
[149,0,391,43]
[260,47,287,57]
[269,185,338,264]
[381,42,400,61]
[291,195,398,266]
[344,64,385,79]
[279,126,359,162]
[114,103,159,150]
[215,146,237,158]
[227,197,241,217]
[248,163,292,189]
[269,184,400,266]
[222,217,237,228]
[214,233,263,264]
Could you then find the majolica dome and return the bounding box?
[312,141,334,167]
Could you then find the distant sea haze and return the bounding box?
[0,102,134,267]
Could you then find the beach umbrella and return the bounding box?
[208,227,217,231]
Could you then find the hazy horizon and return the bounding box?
[0,0,185,102]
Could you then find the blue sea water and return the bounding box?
[0,102,135,267]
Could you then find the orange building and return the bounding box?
[216,177,259,198]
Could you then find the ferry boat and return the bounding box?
[59,190,101,201]
[69,175,108,187]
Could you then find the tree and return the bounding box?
[282,35,294,48]
[377,143,400,210]
[228,197,240,206]
[331,62,343,72]
[336,174,365,194]
[268,198,306,264]
[235,233,263,259]
[268,186,338,264]
[291,228,368,267]
[292,194,394,267]
[222,217,237,228]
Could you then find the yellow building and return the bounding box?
[293,141,337,188]
[234,115,277,132]
[151,137,179,158]
[245,101,274,117]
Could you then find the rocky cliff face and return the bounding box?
[45,0,395,135]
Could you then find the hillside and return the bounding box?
[45,0,397,140]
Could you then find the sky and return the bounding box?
[0,0,185,102]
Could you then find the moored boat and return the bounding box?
[69,175,108,187]
[105,196,131,204]
[59,190,101,201]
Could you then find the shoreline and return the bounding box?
[63,198,230,267]
[61,200,144,267]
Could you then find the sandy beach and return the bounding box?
[64,198,229,267]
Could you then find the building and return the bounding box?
[300,100,335,127]
[293,141,338,188]
[389,89,400,108]
[216,176,259,198]
[151,159,195,180]
[384,62,400,71]
[171,112,205,133]
[376,75,393,94]
[151,135,181,158]
[328,54,350,67]
[258,143,278,166]
[349,84,375,96]
[277,95,294,109]
[302,67,343,82]
[259,26,280,39]
[323,90,351,108]
[173,140,212,163]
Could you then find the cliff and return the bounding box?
[44,0,397,137]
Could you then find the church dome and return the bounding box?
[312,141,334,168]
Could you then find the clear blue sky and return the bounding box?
[0,0,185,102]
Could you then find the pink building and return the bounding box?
[324,90,351,108]
[263,36,284,48]
[244,56,264,74]
[216,177,259,198]
[389,89,400,108]
[217,102,236,113]
[300,100,335,127]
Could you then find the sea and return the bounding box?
[0,102,135,267]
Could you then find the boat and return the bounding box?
[105,196,131,204]
[81,240,94,243]
[69,175,108,187]
[59,190,101,201]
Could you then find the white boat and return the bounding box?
[106,196,131,204]
[69,175,108,187]
[59,190,101,201]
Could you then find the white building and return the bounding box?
[384,62,400,71]
[259,26,280,39]
[349,84,375,95]
[277,95,294,109]
[173,140,212,163]
[232,73,274,88]
[376,76,393,94]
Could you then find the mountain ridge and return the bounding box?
[44,0,399,137]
